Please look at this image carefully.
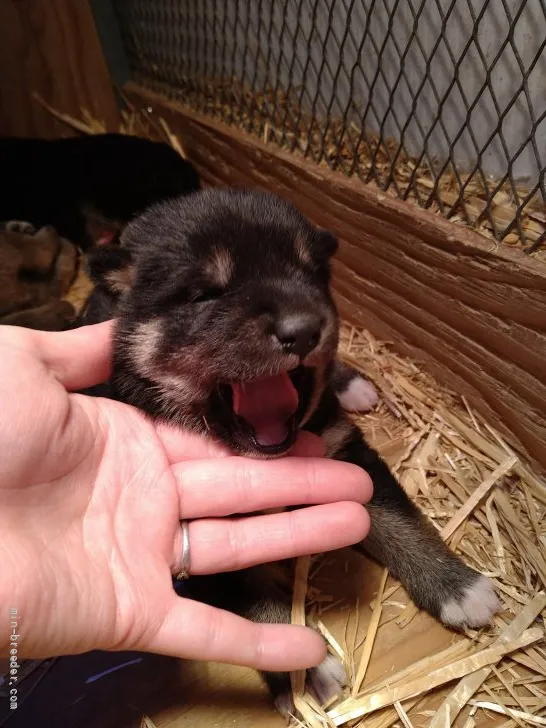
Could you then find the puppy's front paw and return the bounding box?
[307,653,346,705]
[440,574,501,629]
[274,654,346,719]
[3,220,37,235]
[337,376,379,412]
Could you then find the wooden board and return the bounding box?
[0,0,120,138]
[123,83,546,476]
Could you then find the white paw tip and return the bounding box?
[308,653,346,705]
[337,377,379,412]
[274,655,346,718]
[274,692,294,719]
[440,575,501,629]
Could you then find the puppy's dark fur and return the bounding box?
[78,188,499,714]
[0,134,200,250]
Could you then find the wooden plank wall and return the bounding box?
[0,0,119,138]
[125,84,546,476]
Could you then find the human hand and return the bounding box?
[0,322,371,671]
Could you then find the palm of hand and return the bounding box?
[0,336,181,656]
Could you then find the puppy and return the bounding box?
[78,188,500,715]
[0,221,77,330]
[0,134,200,250]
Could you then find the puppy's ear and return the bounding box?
[86,244,135,295]
[314,229,338,259]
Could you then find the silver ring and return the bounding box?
[175,520,191,580]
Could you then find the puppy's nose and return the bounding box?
[274,313,322,358]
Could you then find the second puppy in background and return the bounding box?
[0,134,200,250]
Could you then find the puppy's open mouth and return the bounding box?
[228,367,304,455]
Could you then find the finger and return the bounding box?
[159,428,324,465]
[173,501,369,574]
[146,595,327,670]
[176,457,372,518]
[29,321,113,390]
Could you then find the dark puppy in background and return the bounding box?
[0,134,200,251]
[78,189,500,715]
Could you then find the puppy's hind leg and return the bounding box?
[187,567,346,719]
[331,360,379,413]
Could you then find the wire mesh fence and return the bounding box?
[113,0,546,253]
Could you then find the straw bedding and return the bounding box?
[286,324,546,728]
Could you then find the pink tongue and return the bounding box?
[232,372,299,447]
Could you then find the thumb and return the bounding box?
[28,321,113,390]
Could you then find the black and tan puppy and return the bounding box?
[0,134,200,250]
[78,188,499,714]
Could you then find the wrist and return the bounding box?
[0,578,19,660]
[0,542,31,659]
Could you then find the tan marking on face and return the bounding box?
[204,246,233,287]
[299,305,338,427]
[299,358,328,428]
[131,320,163,376]
[303,305,339,370]
[295,236,312,266]
[105,265,135,294]
[154,371,207,407]
[131,320,207,408]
